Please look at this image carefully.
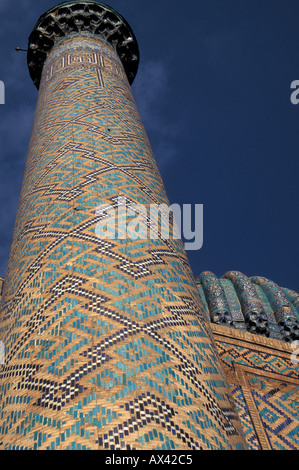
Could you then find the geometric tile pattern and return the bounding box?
[211,323,299,450]
[249,376,299,450]
[228,383,261,450]
[0,34,247,450]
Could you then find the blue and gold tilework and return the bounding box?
[0,28,247,450]
[211,322,299,450]
[198,272,299,450]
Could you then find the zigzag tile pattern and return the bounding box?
[0,36,246,450]
[249,376,299,450]
[212,324,299,450]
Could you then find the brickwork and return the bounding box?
[0,32,246,450]
[212,323,299,450]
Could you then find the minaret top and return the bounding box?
[27,1,139,88]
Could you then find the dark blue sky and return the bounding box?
[0,0,298,291]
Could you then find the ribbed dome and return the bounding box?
[196,271,299,342]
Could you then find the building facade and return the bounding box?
[0,1,298,451]
[197,272,299,450]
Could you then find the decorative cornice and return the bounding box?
[223,271,270,337]
[198,271,234,326]
[27,1,139,88]
[210,322,294,356]
[251,276,299,342]
[197,271,299,343]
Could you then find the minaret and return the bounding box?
[0,2,247,450]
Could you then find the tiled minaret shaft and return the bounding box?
[0,2,247,450]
